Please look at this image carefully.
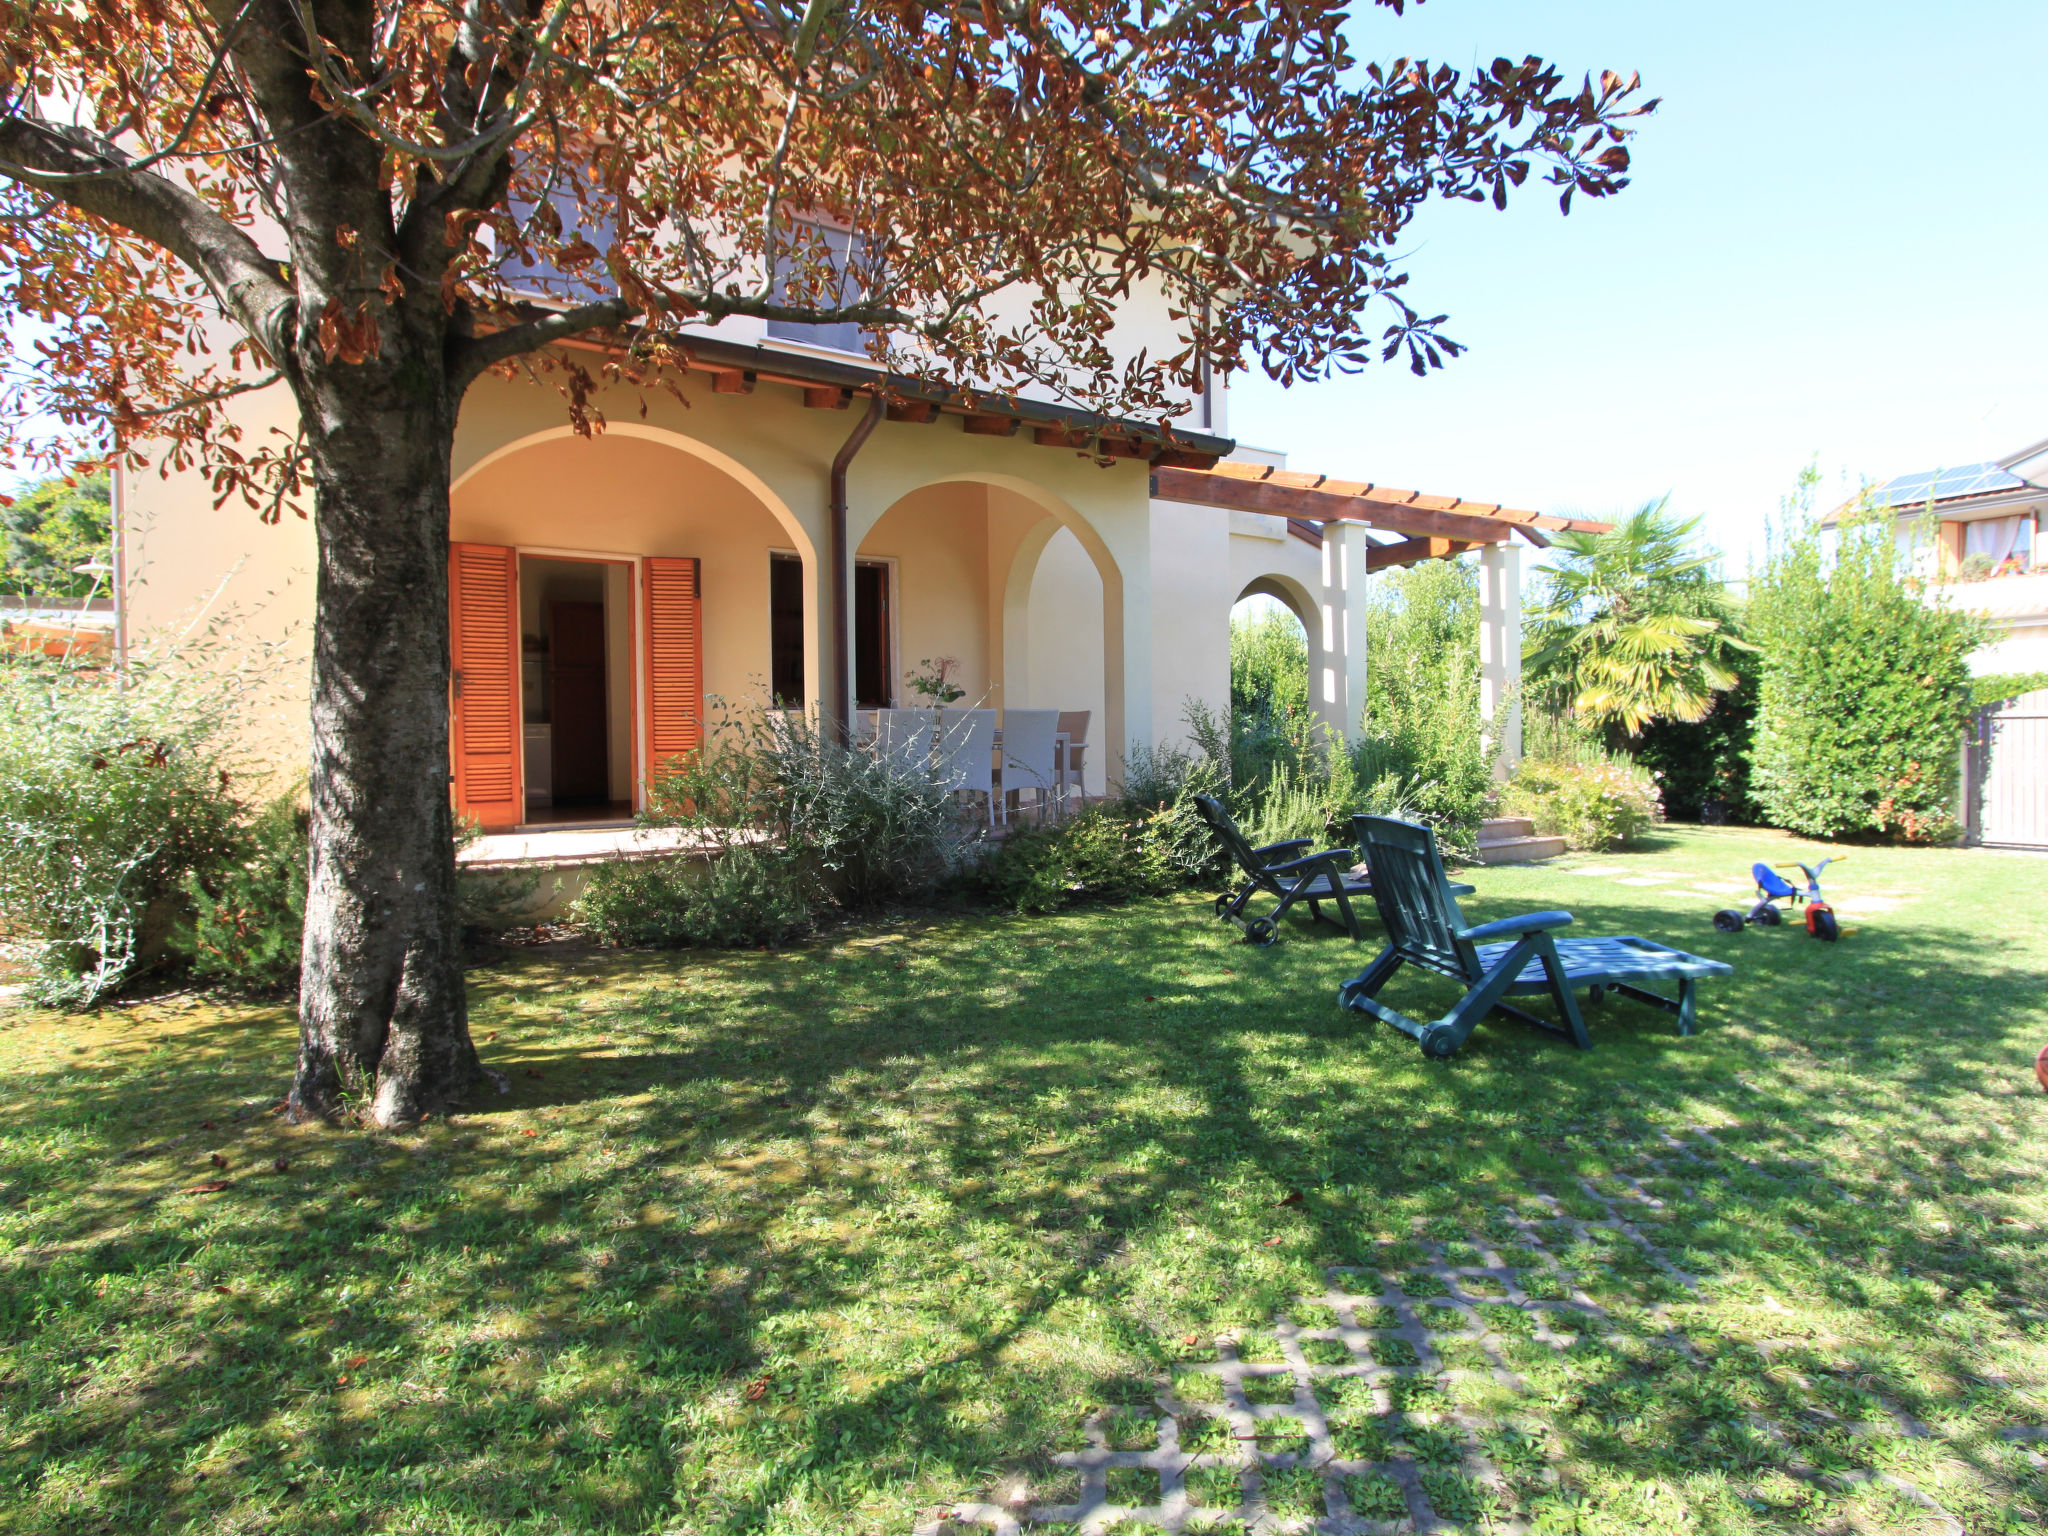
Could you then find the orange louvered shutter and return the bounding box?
[643,556,703,786]
[449,543,523,829]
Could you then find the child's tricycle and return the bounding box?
[1713,857,1844,941]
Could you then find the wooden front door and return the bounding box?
[548,600,609,803]
[449,542,522,829]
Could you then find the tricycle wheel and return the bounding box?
[1712,909,1744,934]
[1245,917,1278,947]
[1755,905,1782,928]
[1808,905,1839,942]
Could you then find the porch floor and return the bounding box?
[460,824,713,871]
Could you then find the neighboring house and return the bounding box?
[118,284,1595,843]
[1833,436,2048,674]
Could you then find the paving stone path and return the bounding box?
[917,1129,1964,1536]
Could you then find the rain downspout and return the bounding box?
[828,392,884,739]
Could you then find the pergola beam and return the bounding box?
[1153,465,1512,544]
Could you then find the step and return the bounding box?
[1477,816,1536,844]
[1475,834,1568,866]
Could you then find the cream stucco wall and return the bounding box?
[1025,528,1107,751]
[122,354,1181,800]
[858,481,991,705]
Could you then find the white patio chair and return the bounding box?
[999,709,1061,826]
[932,708,999,825]
[1055,709,1091,810]
[876,708,936,775]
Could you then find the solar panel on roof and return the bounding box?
[1870,461,2025,506]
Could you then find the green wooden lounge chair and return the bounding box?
[1193,793,1370,944]
[1192,795,1474,946]
[1338,814,1732,1057]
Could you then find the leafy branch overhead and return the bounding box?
[1,0,1653,494]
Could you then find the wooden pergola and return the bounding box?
[1151,462,1612,564]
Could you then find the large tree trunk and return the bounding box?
[288,347,490,1126]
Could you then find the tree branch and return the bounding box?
[0,115,295,360]
[448,296,634,390]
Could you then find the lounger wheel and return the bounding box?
[1213,893,1233,918]
[1419,1025,1458,1059]
[1586,985,1606,1006]
[1755,905,1782,928]
[1244,917,1279,947]
[1337,978,1366,1010]
[1712,909,1744,934]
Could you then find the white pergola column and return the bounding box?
[1321,521,1376,744]
[1478,539,1523,777]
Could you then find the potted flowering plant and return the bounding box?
[905,657,965,705]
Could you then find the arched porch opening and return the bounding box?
[447,425,811,826]
[862,472,1130,787]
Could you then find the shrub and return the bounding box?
[573,844,813,948]
[645,705,975,909]
[1230,605,1310,719]
[0,648,251,1006]
[1626,668,1759,823]
[184,793,309,993]
[1970,671,2048,708]
[1502,754,1662,851]
[1357,560,1498,854]
[1749,483,1982,841]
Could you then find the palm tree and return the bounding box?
[1524,500,1750,736]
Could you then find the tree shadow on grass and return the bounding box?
[1,879,2044,1532]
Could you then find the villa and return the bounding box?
[116,292,1595,845]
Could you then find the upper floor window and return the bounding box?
[767,220,870,355]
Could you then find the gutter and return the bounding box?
[827,394,885,739]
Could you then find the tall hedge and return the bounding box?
[1748,502,1981,841]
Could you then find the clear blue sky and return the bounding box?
[1229,0,2048,577]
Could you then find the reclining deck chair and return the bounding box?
[1339,814,1732,1057]
[1192,794,1473,945]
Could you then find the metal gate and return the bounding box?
[1967,688,2048,849]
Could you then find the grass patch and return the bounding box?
[0,828,2043,1534]
[1240,1370,1298,1404]
[1419,1467,1491,1523]
[1102,1465,1156,1506]
[1177,1414,1235,1454]
[1172,1367,1226,1404]
[1248,1416,1308,1458]
[1286,1302,1338,1328]
[1370,1336,1420,1367]
[1328,1414,1393,1460]
[1299,1337,1353,1366]
[1344,1471,1409,1518]
[1258,1463,1326,1516]
[1234,1331,1283,1362]
[1184,1463,1244,1508]
[1103,1407,1158,1450]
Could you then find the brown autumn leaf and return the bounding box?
[209,1152,228,1169]
[181,1180,231,1195]
[272,1157,291,1172]
[743,1375,772,1402]
[1278,1190,1304,1207]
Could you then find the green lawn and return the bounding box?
[2,824,2045,1535]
